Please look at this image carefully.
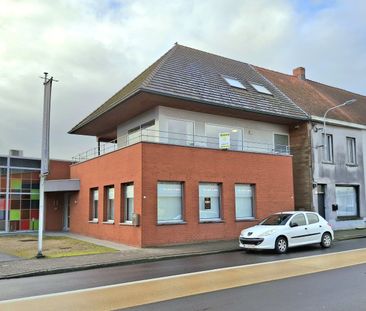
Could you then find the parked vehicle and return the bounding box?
[239,211,334,254]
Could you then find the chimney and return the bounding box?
[293,67,306,80]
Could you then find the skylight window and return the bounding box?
[223,76,246,89]
[250,83,273,95]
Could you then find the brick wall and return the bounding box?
[141,143,295,246]
[69,143,294,247]
[289,122,313,211]
[45,160,72,231]
[69,144,143,246]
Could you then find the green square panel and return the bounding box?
[31,189,40,200]
[31,219,39,230]
[10,210,20,221]
[11,179,22,190]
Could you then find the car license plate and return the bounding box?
[244,244,255,248]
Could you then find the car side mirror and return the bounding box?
[290,222,298,228]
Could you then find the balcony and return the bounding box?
[72,129,290,163]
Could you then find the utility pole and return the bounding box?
[37,72,55,258]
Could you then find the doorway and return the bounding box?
[317,184,326,219]
[63,193,70,231]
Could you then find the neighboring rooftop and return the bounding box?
[69,44,308,137]
[256,66,366,125]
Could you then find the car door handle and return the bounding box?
[305,227,308,230]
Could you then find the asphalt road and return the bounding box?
[126,263,366,311]
[1,238,366,301]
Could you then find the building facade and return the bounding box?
[258,66,366,229]
[0,151,76,233]
[67,44,309,246]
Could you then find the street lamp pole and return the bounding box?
[37,72,54,258]
[322,99,357,159]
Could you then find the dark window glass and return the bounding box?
[290,214,306,226]
[10,158,41,168]
[306,213,319,224]
[260,214,292,226]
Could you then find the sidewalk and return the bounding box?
[0,229,366,280]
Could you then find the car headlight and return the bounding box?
[259,229,276,237]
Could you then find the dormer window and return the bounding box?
[250,82,273,95]
[222,76,246,89]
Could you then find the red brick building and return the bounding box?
[65,45,308,247]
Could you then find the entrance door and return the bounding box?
[63,193,70,231]
[317,185,326,219]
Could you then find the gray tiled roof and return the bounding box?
[70,44,308,134]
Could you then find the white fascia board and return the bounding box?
[311,115,366,130]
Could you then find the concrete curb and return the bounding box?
[0,248,241,280]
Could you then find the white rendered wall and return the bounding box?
[158,106,289,148]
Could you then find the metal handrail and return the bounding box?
[72,129,290,163]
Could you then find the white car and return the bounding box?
[239,211,334,254]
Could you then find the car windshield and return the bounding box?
[260,213,292,226]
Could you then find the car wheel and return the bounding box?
[275,236,288,254]
[320,232,332,248]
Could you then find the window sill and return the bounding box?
[235,218,257,222]
[102,221,115,225]
[157,221,187,226]
[88,220,98,224]
[199,220,224,224]
[336,216,361,221]
[321,161,335,165]
[346,163,358,167]
[119,222,133,226]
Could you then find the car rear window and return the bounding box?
[306,213,319,224]
[260,214,292,225]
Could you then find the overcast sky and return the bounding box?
[1,0,365,159]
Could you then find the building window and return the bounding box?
[222,76,246,89]
[290,213,306,226]
[123,184,134,223]
[205,124,243,151]
[167,118,194,146]
[274,133,289,154]
[104,186,115,222]
[324,134,334,162]
[157,182,183,223]
[249,82,273,95]
[306,213,319,224]
[127,120,156,145]
[235,184,254,220]
[90,188,98,221]
[336,186,358,217]
[346,137,356,164]
[199,183,221,221]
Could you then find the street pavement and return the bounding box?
[2,246,366,310]
[127,263,366,311]
[0,229,365,279]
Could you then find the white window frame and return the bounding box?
[249,82,273,95]
[123,183,134,223]
[105,186,115,223]
[346,137,356,165]
[273,133,290,154]
[90,188,98,222]
[323,134,334,163]
[166,117,194,146]
[157,182,184,224]
[199,183,222,222]
[335,185,358,217]
[235,184,255,220]
[205,123,244,151]
[222,76,246,89]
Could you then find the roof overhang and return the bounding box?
[44,179,80,192]
[311,115,366,129]
[70,90,309,141]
